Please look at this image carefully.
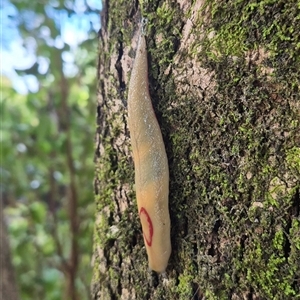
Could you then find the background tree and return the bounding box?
[1,207,19,300]
[1,0,100,299]
[92,0,300,299]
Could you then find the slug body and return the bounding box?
[128,35,171,273]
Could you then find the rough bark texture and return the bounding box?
[92,0,300,299]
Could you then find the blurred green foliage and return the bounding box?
[1,0,100,299]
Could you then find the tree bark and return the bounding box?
[92,0,300,299]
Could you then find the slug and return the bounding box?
[128,33,171,273]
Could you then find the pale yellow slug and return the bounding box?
[128,34,171,273]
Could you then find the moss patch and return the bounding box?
[93,0,300,298]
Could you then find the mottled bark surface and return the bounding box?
[92,0,300,299]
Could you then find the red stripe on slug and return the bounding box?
[139,207,153,246]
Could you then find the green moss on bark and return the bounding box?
[93,0,300,299]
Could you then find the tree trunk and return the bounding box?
[92,1,300,299]
[1,207,19,300]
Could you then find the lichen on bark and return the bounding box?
[92,0,300,299]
